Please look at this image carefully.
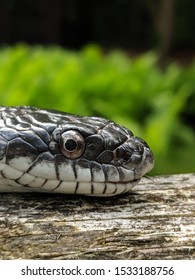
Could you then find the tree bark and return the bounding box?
[0,173,195,260]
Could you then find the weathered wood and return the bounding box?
[0,173,195,260]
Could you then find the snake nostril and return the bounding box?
[130,153,143,164]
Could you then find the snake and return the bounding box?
[0,106,154,196]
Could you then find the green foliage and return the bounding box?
[0,44,194,175]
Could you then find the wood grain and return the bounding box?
[0,173,195,259]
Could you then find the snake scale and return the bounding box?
[0,106,154,196]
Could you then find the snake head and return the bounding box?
[0,107,154,196]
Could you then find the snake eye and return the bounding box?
[60,130,85,159]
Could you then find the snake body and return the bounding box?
[0,106,154,196]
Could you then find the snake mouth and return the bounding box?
[109,178,140,184]
[85,179,141,197]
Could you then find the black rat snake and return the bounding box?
[0,106,154,196]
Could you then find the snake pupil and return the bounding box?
[65,139,77,151]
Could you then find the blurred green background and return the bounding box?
[0,1,194,175]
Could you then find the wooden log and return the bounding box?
[0,173,195,260]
